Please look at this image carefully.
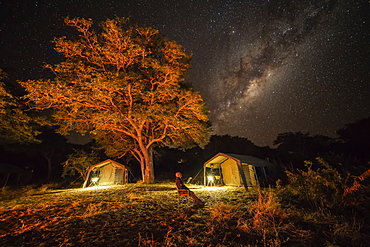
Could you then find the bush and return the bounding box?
[277,158,347,210]
[276,158,370,245]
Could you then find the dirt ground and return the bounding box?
[0,183,251,247]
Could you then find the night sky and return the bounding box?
[1,0,369,146]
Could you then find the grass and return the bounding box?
[1,182,369,246]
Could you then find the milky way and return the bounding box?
[1,0,369,146]
[192,0,370,146]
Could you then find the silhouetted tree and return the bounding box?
[62,149,100,181]
[29,127,73,182]
[336,118,370,161]
[0,69,42,145]
[20,17,210,183]
[202,135,258,159]
[274,132,334,170]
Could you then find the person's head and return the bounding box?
[175,172,182,178]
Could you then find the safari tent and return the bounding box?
[82,159,128,188]
[203,153,277,190]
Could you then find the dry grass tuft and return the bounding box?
[249,190,286,230]
[209,202,239,225]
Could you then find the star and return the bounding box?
[0,0,369,146]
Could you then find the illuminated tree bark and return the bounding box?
[20,17,210,183]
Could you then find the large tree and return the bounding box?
[20,17,210,183]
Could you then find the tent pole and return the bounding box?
[204,166,206,186]
[192,166,204,183]
[82,168,92,188]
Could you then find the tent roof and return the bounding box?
[204,153,273,169]
[89,159,127,170]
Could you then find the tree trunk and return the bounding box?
[41,151,54,182]
[46,157,52,182]
[142,146,155,183]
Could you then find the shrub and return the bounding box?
[276,158,370,245]
[343,166,370,206]
[207,202,240,232]
[277,158,347,210]
[238,190,308,246]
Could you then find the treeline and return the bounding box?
[1,116,369,187]
[156,117,370,181]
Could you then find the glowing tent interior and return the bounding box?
[203,153,278,190]
[82,159,128,188]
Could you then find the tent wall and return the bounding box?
[99,165,116,185]
[220,159,240,186]
[97,165,127,185]
[242,164,257,187]
[257,166,279,187]
[219,160,257,187]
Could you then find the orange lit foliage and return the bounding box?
[20,17,210,183]
[343,166,370,205]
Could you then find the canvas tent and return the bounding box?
[82,159,128,188]
[203,153,277,190]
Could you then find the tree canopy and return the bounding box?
[336,118,370,160]
[20,17,211,183]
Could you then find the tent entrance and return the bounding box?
[205,167,223,186]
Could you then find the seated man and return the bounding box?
[175,172,205,206]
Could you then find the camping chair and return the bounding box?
[176,187,191,205]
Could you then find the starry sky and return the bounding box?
[1,0,369,146]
